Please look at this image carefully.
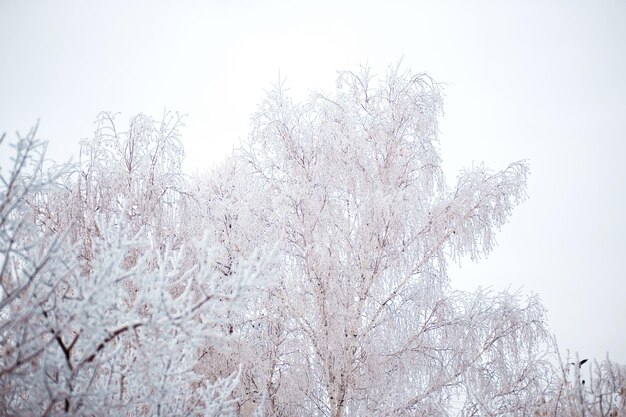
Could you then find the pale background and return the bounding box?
[1,0,624,364]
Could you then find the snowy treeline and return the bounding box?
[1,66,624,416]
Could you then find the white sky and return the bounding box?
[1,0,625,364]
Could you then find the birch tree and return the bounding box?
[0,117,264,416]
[234,66,553,416]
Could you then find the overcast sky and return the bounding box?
[1,0,625,365]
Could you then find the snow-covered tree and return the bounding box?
[0,118,265,416]
[225,66,554,417]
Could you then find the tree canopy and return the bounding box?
[1,66,624,417]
